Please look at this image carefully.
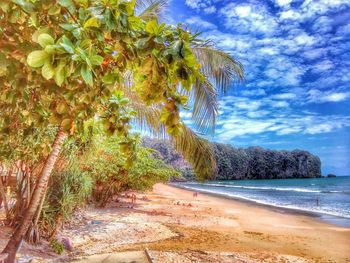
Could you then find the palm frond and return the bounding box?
[123,89,216,180]
[188,78,218,134]
[171,123,216,180]
[135,0,169,21]
[192,46,244,94]
[126,91,165,136]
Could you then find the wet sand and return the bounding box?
[138,183,350,262]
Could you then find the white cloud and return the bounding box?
[312,16,333,33]
[185,16,217,30]
[215,108,350,140]
[204,6,216,14]
[185,0,217,13]
[179,0,350,144]
[294,33,316,46]
[271,93,297,100]
[234,100,262,111]
[275,0,293,8]
[241,89,266,96]
[305,123,338,134]
[277,127,302,135]
[279,10,300,20]
[219,3,278,35]
[302,48,327,60]
[279,0,350,21]
[308,89,350,103]
[219,119,275,138]
[270,100,290,108]
[312,60,334,73]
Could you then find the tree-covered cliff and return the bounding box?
[142,138,322,180]
[213,143,321,180]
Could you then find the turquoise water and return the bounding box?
[176,176,350,227]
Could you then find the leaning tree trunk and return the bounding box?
[1,128,66,263]
[25,184,49,244]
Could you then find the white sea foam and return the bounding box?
[185,183,344,194]
[175,184,350,220]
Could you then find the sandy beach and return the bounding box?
[1,183,350,262]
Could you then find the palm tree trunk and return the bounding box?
[1,127,66,263]
[25,184,49,244]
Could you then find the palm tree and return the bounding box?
[130,0,244,179]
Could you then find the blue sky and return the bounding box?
[169,0,350,175]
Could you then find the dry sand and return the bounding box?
[1,183,350,262]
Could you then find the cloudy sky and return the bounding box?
[169,0,350,175]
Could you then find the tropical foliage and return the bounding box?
[83,134,179,207]
[0,0,243,260]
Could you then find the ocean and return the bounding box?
[174,176,350,227]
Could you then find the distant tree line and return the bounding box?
[143,138,322,180]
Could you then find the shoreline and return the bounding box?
[171,183,350,228]
[2,183,350,262]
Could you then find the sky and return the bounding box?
[168,0,350,175]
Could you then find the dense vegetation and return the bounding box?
[142,138,322,180]
[213,143,321,180]
[38,134,177,241]
[0,0,243,261]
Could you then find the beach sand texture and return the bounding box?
[1,183,350,262]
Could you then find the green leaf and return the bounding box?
[81,65,93,86]
[135,38,149,49]
[12,0,35,13]
[60,36,75,54]
[58,0,76,13]
[84,17,100,28]
[38,33,54,48]
[77,47,91,67]
[41,61,55,80]
[27,50,50,68]
[154,36,165,44]
[54,61,66,86]
[90,55,103,66]
[60,23,77,31]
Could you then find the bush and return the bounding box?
[40,161,93,238]
[83,135,180,207]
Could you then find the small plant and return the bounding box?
[49,239,64,255]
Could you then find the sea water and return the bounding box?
[175,176,350,227]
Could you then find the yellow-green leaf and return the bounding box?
[48,5,61,15]
[90,55,103,66]
[27,50,50,68]
[84,17,100,28]
[81,65,93,86]
[145,20,158,34]
[44,45,56,54]
[61,118,73,131]
[38,33,54,48]
[56,102,68,114]
[54,61,66,86]
[41,61,55,80]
